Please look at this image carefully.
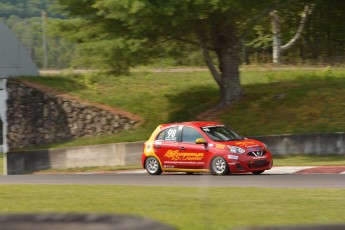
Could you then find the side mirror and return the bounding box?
[196,138,208,150]
[195,138,207,145]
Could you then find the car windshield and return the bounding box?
[201,125,244,141]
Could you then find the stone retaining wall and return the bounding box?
[6,80,140,150]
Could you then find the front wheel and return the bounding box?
[252,170,265,175]
[210,157,229,175]
[145,156,162,175]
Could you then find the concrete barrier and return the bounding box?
[251,132,345,156]
[6,133,345,175]
[7,141,144,175]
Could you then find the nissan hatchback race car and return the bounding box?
[142,121,273,175]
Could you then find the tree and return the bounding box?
[56,0,314,107]
[271,3,315,64]
[242,0,345,65]
[0,0,54,18]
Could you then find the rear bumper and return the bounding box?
[141,154,146,169]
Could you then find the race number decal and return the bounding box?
[165,127,178,141]
[167,129,176,138]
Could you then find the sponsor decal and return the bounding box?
[253,156,267,159]
[164,161,204,165]
[216,144,225,149]
[163,165,175,168]
[164,150,204,161]
[228,155,239,160]
[235,141,256,146]
[202,125,225,129]
[173,161,204,165]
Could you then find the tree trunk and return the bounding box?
[199,26,242,108]
[271,4,314,64]
[270,10,281,64]
[217,49,242,106]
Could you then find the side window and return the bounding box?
[156,127,178,142]
[182,127,203,143]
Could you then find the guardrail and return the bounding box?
[6,132,345,175]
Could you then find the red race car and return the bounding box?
[142,121,273,175]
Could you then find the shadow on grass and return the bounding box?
[165,76,345,125]
[165,86,219,123]
[220,76,345,135]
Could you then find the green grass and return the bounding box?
[21,67,345,149]
[273,155,345,166]
[0,185,344,230]
[220,69,345,135]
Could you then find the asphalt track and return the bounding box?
[0,173,344,188]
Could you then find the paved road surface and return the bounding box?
[0,174,344,188]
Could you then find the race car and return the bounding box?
[142,121,273,175]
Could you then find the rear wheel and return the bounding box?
[252,170,265,175]
[210,157,229,175]
[145,156,162,175]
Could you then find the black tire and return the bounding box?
[145,156,162,175]
[185,172,194,175]
[252,170,265,175]
[210,156,229,175]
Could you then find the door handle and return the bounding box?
[179,147,186,150]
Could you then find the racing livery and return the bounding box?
[142,121,273,175]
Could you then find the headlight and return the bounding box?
[228,145,246,154]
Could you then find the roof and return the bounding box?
[160,121,223,128]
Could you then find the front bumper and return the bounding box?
[227,155,273,173]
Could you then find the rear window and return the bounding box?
[156,126,179,142]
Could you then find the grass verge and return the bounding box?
[273,155,345,166]
[0,185,344,230]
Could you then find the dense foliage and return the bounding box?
[1,0,345,69]
[248,0,345,64]
[0,0,52,18]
